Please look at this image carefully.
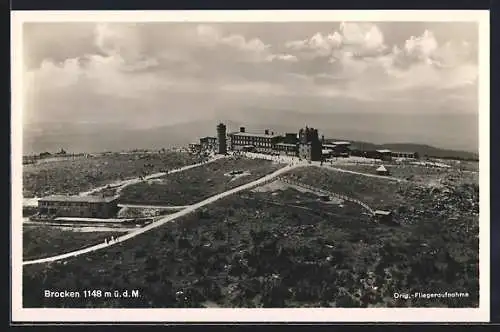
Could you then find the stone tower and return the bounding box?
[217,123,227,155]
[298,126,323,161]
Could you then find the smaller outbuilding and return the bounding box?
[375,149,392,161]
[37,195,120,219]
[319,195,331,201]
[373,210,394,224]
[188,143,201,154]
[376,165,390,176]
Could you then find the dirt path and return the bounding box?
[22,155,225,207]
[22,163,298,266]
[22,155,415,265]
[320,164,408,183]
[117,204,191,210]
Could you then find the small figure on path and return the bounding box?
[104,238,108,245]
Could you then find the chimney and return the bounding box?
[265,129,269,135]
[321,135,325,143]
[240,127,245,133]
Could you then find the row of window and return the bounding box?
[276,145,297,151]
[233,142,273,148]
[232,138,272,146]
[391,153,416,158]
[200,141,217,146]
[232,137,270,142]
[231,137,272,144]
[231,141,301,150]
[39,201,87,207]
[42,207,106,214]
[232,135,270,142]
[42,208,107,217]
[39,201,109,208]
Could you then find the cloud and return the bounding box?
[339,22,386,54]
[281,24,478,101]
[24,21,479,129]
[403,29,438,57]
[285,22,387,60]
[285,31,343,57]
[266,53,299,62]
[195,24,296,64]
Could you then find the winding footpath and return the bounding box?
[23,154,410,266]
[277,176,376,215]
[82,155,226,196]
[117,204,191,210]
[22,155,225,207]
[321,164,409,183]
[23,163,298,266]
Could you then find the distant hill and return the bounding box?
[22,110,478,160]
[230,109,478,154]
[336,141,479,161]
[22,120,217,154]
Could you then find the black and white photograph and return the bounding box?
[11,10,489,322]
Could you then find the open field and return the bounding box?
[118,157,286,206]
[284,166,479,218]
[116,206,180,219]
[23,174,478,308]
[332,163,478,185]
[23,225,126,261]
[414,159,479,172]
[23,152,203,198]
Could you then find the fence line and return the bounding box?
[276,176,375,215]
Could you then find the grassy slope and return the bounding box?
[23,152,202,197]
[23,170,478,308]
[23,225,125,260]
[119,157,285,206]
[329,163,478,185]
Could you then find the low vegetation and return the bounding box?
[333,163,478,185]
[119,157,285,206]
[284,166,478,212]
[117,207,179,219]
[23,152,203,198]
[23,225,125,260]
[23,171,478,308]
[284,166,406,209]
[23,206,38,217]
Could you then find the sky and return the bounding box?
[23,21,479,132]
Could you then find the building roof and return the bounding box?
[200,136,217,140]
[276,143,297,147]
[374,210,392,215]
[376,165,388,172]
[230,132,280,138]
[331,141,351,145]
[322,149,333,154]
[39,195,119,203]
[392,151,416,155]
[376,149,392,153]
[323,143,351,148]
